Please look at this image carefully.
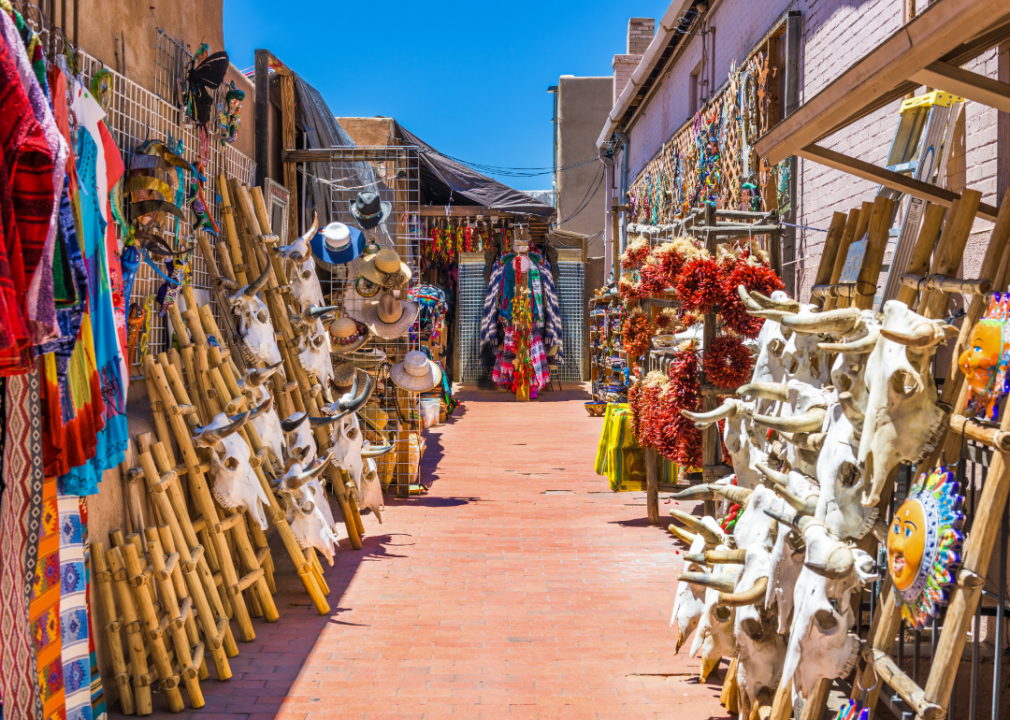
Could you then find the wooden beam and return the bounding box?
[796,144,999,221]
[754,0,1010,164]
[254,50,270,188]
[280,74,297,242]
[912,61,1010,113]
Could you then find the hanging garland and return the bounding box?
[622,309,653,360]
[704,335,753,389]
[676,256,722,313]
[720,251,785,338]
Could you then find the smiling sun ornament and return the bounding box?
[887,465,965,629]
[959,292,1010,421]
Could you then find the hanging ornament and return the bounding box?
[959,292,1010,421]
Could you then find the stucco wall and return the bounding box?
[557,76,613,257]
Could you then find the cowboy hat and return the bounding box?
[330,367,376,406]
[390,351,442,393]
[328,316,371,354]
[311,221,365,266]
[349,191,392,230]
[361,292,418,339]
[358,248,412,288]
[346,346,387,371]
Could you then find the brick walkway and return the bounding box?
[115,385,728,720]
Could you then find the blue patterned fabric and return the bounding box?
[58,494,91,720]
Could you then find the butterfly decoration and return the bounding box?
[183,44,230,127]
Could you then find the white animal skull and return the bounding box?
[196,411,272,530]
[228,266,283,367]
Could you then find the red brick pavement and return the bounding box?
[112,384,729,719]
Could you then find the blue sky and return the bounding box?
[223,0,670,191]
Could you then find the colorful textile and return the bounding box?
[29,472,64,720]
[594,403,647,492]
[0,370,45,719]
[57,494,90,720]
[78,500,104,720]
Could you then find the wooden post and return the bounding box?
[92,541,135,715]
[701,204,719,516]
[106,545,154,716]
[823,207,861,311]
[893,203,947,307]
[810,212,847,307]
[645,448,660,525]
[611,197,621,282]
[853,196,896,310]
[917,189,982,318]
[121,541,186,713]
[144,527,205,708]
[218,175,249,287]
[280,74,298,243]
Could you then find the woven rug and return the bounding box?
[79,499,105,720]
[57,493,89,720]
[0,369,45,719]
[29,472,64,720]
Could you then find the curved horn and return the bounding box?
[361,444,395,459]
[669,510,723,546]
[737,382,788,402]
[763,507,818,533]
[281,412,309,433]
[243,264,273,297]
[284,445,311,470]
[300,213,319,244]
[668,524,699,545]
[752,406,827,434]
[339,373,372,414]
[779,431,826,452]
[709,484,753,506]
[193,411,250,447]
[819,329,879,355]
[755,462,788,487]
[246,360,284,387]
[764,482,818,516]
[672,485,716,502]
[781,308,862,335]
[303,304,341,321]
[216,277,241,291]
[719,577,770,607]
[737,285,766,313]
[247,395,274,421]
[308,413,347,428]
[747,309,794,322]
[686,548,748,565]
[750,291,800,313]
[880,323,958,348]
[339,371,360,406]
[838,392,865,426]
[678,572,737,593]
[285,453,333,490]
[805,544,856,579]
[682,399,738,427]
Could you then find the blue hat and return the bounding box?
[310,221,365,266]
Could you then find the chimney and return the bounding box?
[612,17,655,106]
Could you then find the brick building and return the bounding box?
[596,0,1007,300]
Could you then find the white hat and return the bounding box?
[390,351,442,393]
[322,222,352,251]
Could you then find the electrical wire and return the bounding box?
[559,166,605,224]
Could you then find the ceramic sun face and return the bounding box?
[960,293,1010,421]
[886,465,964,629]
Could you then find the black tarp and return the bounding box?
[396,124,555,220]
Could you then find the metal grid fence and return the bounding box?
[555,261,584,382]
[456,256,488,383]
[78,50,256,370]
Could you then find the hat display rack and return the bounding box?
[321,146,430,497]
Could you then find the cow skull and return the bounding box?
[275,215,325,309]
[227,265,283,367]
[240,361,285,469]
[195,410,272,529]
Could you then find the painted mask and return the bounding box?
[959,293,1010,421]
[886,465,964,629]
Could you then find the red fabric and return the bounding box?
[98,121,127,358]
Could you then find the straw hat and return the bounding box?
[390,350,442,393]
[358,248,412,288]
[328,316,371,354]
[346,346,387,368]
[332,360,356,387]
[359,404,388,433]
[361,291,418,339]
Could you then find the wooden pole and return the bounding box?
[106,545,154,716]
[853,196,896,310]
[91,541,135,715]
[645,449,660,525]
[893,203,948,307]
[810,211,847,307]
[823,207,861,311]
[917,189,982,318]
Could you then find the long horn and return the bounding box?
[284,445,311,470]
[285,453,333,490]
[300,212,319,244]
[243,264,273,297]
[309,413,347,428]
[281,412,309,433]
[819,329,879,354]
[339,372,372,414]
[779,431,826,452]
[682,399,738,427]
[763,507,818,533]
[751,406,827,434]
[247,395,274,421]
[838,392,865,426]
[193,411,250,447]
[737,285,766,313]
[670,510,723,546]
[880,323,958,348]
[672,485,716,502]
[685,548,748,565]
[747,309,794,322]
[303,304,341,322]
[805,544,856,579]
[756,462,788,487]
[736,382,789,402]
[764,482,818,516]
[678,572,737,593]
[339,371,360,406]
[668,524,698,545]
[750,291,800,313]
[719,577,770,607]
[781,308,862,335]
[361,444,395,459]
[246,360,284,387]
[710,484,753,506]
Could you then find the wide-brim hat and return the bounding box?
[330,367,375,406]
[359,404,388,433]
[311,222,365,266]
[349,191,392,230]
[361,292,419,339]
[358,248,412,287]
[328,316,372,354]
[390,351,442,393]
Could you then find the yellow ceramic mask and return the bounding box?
[958,320,1001,395]
[960,294,1010,421]
[887,499,926,592]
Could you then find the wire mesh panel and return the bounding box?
[556,261,584,382]
[77,51,256,373]
[318,146,423,495]
[456,254,488,383]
